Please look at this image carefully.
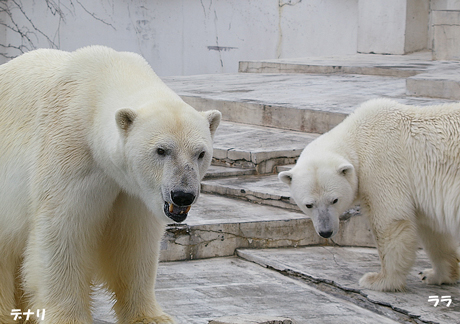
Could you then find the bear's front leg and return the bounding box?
[22,173,120,324]
[359,213,418,292]
[99,193,175,324]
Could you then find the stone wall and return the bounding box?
[0,0,458,75]
[0,0,358,75]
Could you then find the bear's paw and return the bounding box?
[359,271,406,292]
[419,268,460,285]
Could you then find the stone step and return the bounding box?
[160,193,374,262]
[239,53,460,101]
[407,69,460,100]
[164,72,457,134]
[201,174,294,210]
[211,121,317,174]
[238,51,437,77]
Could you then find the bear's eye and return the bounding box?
[157,148,166,156]
[332,198,338,205]
[305,204,313,209]
[198,151,206,159]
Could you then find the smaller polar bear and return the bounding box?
[279,98,460,291]
[0,46,221,323]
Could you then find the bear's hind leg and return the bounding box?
[98,193,175,324]
[417,221,460,285]
[359,207,419,291]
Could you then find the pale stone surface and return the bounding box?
[237,247,460,324]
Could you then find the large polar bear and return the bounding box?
[0,46,221,323]
[279,98,460,291]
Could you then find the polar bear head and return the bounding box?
[114,101,221,224]
[279,152,358,238]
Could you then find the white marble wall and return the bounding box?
[0,0,358,75]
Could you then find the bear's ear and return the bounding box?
[202,110,222,139]
[278,171,293,185]
[338,163,354,176]
[116,108,137,132]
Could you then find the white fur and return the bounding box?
[280,98,460,291]
[0,46,221,323]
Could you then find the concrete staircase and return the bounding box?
[160,51,459,263]
[93,53,460,324]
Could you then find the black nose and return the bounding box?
[171,191,195,206]
[319,230,333,238]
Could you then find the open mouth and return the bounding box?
[163,202,191,223]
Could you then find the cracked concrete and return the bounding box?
[237,247,460,324]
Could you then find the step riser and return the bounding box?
[406,77,460,100]
[239,61,419,78]
[182,95,346,134]
[160,214,374,262]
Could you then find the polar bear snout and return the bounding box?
[171,190,196,207]
[163,189,198,223]
[312,207,340,239]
